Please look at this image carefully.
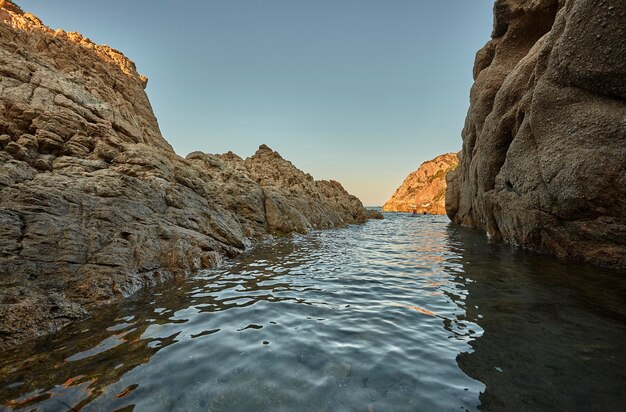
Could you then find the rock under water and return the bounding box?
[0,3,369,348]
[446,0,626,269]
[383,153,458,215]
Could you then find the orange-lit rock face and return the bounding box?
[446,0,626,269]
[0,3,369,348]
[383,153,458,215]
[0,2,163,150]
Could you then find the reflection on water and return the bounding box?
[1,214,624,411]
[447,227,626,411]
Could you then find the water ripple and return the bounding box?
[1,214,624,411]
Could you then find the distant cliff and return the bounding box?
[0,2,369,348]
[446,0,626,269]
[383,153,458,214]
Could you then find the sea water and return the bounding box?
[1,214,624,411]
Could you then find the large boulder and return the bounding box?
[446,0,626,269]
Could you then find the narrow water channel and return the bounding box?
[1,214,624,411]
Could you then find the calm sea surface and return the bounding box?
[1,213,625,411]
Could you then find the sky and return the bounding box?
[19,0,494,206]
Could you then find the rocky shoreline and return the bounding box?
[0,3,372,349]
[2,0,624,351]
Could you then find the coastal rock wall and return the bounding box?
[0,3,369,348]
[446,0,626,268]
[383,153,458,214]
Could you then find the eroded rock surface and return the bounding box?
[0,3,369,348]
[446,0,626,268]
[383,153,458,214]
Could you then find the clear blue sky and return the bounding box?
[20,0,493,206]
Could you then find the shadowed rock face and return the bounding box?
[383,153,458,215]
[0,4,368,348]
[446,0,626,269]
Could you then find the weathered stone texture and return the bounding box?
[0,3,369,348]
[446,0,626,269]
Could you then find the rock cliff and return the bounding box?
[0,2,369,348]
[446,0,626,269]
[383,153,458,214]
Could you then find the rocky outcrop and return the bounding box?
[446,0,626,269]
[383,153,458,214]
[366,209,384,220]
[0,3,369,348]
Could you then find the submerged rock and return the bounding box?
[0,3,369,348]
[383,153,458,215]
[446,0,626,269]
